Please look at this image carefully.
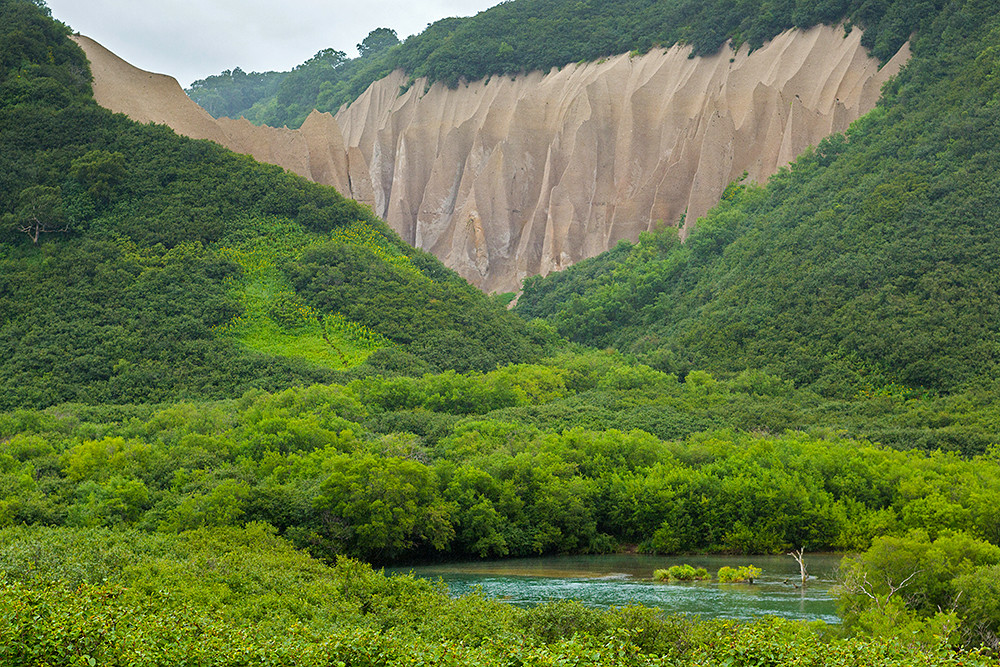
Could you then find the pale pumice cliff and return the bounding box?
[73,27,909,293]
[72,35,375,208]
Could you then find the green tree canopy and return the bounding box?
[7,185,66,243]
[357,28,399,58]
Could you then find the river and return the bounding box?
[389,553,845,623]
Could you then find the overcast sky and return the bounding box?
[45,0,499,87]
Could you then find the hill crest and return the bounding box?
[75,27,908,292]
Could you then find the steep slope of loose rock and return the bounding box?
[75,27,907,293]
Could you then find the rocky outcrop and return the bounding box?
[74,27,909,293]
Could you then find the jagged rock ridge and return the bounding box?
[74,27,908,293]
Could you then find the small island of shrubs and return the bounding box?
[718,565,762,583]
[653,564,710,581]
[654,564,761,583]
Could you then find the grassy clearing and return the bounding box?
[213,219,391,369]
[229,318,374,368]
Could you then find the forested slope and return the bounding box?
[517,0,1000,396]
[188,0,936,129]
[0,0,543,410]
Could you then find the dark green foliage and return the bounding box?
[357,28,400,59]
[359,347,436,377]
[6,183,66,243]
[185,67,285,119]
[0,0,89,96]
[68,149,125,206]
[287,241,539,372]
[0,240,344,406]
[517,0,1000,396]
[188,0,932,129]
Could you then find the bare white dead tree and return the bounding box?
[788,547,808,588]
[851,569,922,613]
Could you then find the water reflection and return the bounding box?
[389,553,844,623]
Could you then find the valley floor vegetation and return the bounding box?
[4,355,1000,660]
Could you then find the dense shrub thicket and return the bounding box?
[4,358,1000,656]
[3,525,993,665]
[3,359,1000,564]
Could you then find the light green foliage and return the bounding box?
[598,364,679,394]
[314,452,457,559]
[213,219,391,369]
[653,564,710,581]
[5,362,1000,565]
[329,220,418,274]
[0,525,993,666]
[717,565,762,583]
[837,531,1000,649]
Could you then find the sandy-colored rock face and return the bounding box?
[72,35,374,209]
[74,28,908,293]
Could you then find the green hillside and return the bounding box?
[0,0,543,410]
[188,0,934,129]
[518,0,1000,397]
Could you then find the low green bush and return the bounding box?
[718,565,761,583]
[654,564,710,581]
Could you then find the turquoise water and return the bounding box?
[390,553,844,623]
